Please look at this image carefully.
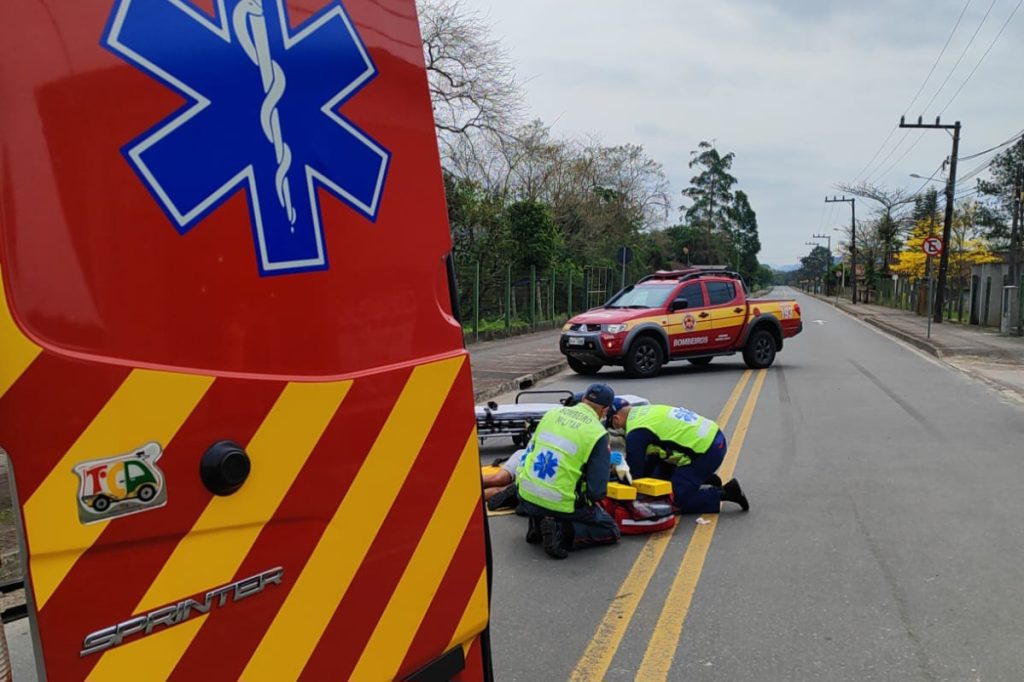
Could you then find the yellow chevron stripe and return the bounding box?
[24,370,213,609]
[87,380,351,682]
[241,355,464,681]
[0,266,42,396]
[352,431,481,680]
[449,568,489,655]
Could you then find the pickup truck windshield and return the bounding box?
[607,284,676,308]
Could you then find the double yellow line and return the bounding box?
[570,369,769,682]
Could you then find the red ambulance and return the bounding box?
[0,0,492,679]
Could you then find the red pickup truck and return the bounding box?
[560,269,802,378]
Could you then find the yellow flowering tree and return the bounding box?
[892,201,999,283]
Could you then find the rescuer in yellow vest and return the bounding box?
[608,401,749,514]
[516,383,621,559]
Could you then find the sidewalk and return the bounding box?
[467,329,567,401]
[811,293,1024,400]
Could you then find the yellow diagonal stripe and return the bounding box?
[24,370,214,609]
[635,369,767,680]
[353,432,482,681]
[88,379,351,682]
[450,568,489,655]
[0,266,42,396]
[569,369,752,682]
[241,356,465,681]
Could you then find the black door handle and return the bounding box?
[698,312,709,318]
[734,307,744,313]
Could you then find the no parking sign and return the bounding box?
[922,236,944,256]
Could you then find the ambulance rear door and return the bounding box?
[0,0,491,679]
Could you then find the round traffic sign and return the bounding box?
[922,236,943,257]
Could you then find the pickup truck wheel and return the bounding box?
[624,337,663,378]
[743,329,777,369]
[688,357,713,367]
[567,357,602,375]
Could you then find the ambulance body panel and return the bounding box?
[0,1,491,679]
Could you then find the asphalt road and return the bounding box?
[6,287,1024,680]
[484,286,1024,681]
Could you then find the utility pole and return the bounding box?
[812,233,832,294]
[805,242,821,293]
[900,116,961,323]
[1012,137,1023,335]
[826,196,856,304]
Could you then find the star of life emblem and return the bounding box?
[103,0,390,276]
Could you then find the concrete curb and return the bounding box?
[472,360,568,402]
[805,292,944,358]
[860,317,944,359]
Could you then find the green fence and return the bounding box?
[861,276,1002,326]
[454,260,619,341]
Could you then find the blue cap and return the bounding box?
[608,397,630,416]
[583,383,615,408]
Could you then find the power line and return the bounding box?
[958,157,996,184]
[958,128,1024,161]
[940,0,1024,114]
[872,130,931,185]
[919,0,999,115]
[849,127,898,186]
[908,160,949,200]
[904,0,974,116]
[863,129,913,185]
[851,0,974,185]
[816,200,828,235]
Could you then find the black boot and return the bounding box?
[722,478,749,511]
[540,517,569,559]
[526,516,542,544]
[704,473,723,488]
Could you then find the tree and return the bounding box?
[507,200,560,270]
[798,246,831,286]
[835,181,916,275]
[892,200,998,283]
[680,141,737,264]
[912,187,942,228]
[728,190,761,283]
[419,0,524,161]
[976,139,1024,247]
[752,264,775,289]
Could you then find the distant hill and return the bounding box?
[768,264,800,272]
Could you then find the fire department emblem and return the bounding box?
[683,313,696,331]
[103,0,390,276]
[72,442,168,524]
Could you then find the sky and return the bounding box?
[457,0,1024,267]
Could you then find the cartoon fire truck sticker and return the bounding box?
[73,442,167,524]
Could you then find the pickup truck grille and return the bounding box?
[570,323,594,332]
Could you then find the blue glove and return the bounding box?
[610,451,624,466]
